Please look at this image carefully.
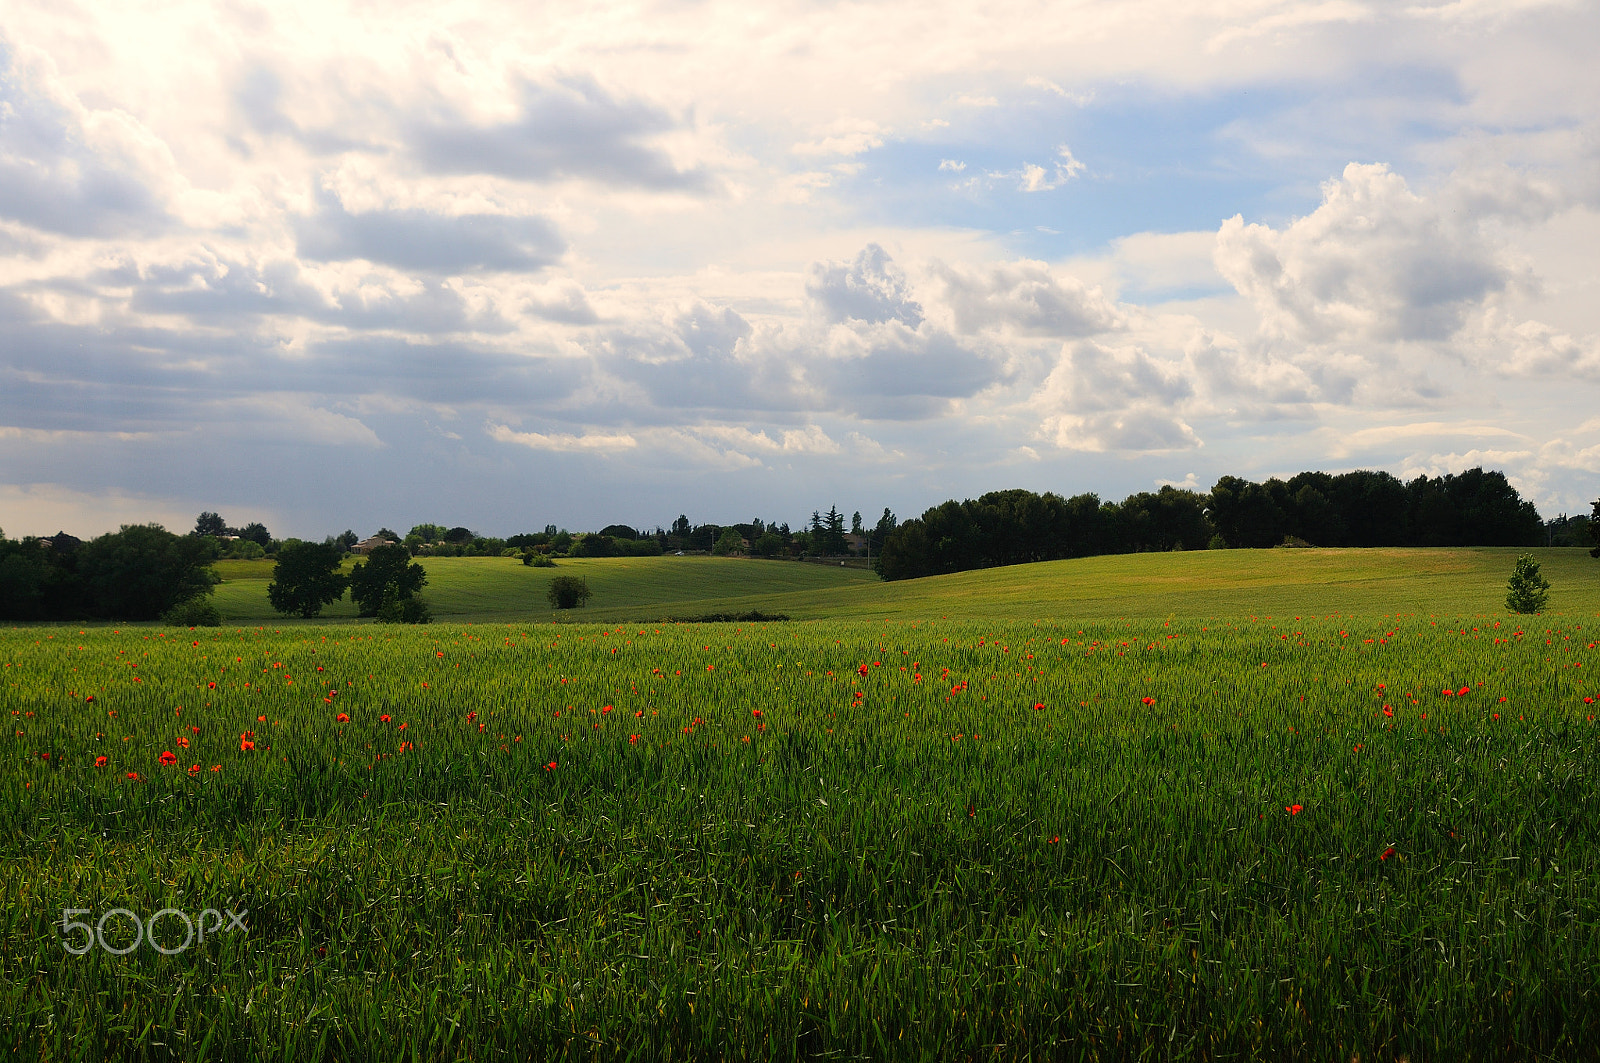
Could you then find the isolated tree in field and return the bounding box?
[1505,554,1550,614]
[267,540,349,618]
[349,544,428,619]
[547,575,593,610]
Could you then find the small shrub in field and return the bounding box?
[547,575,593,609]
[1505,553,1551,613]
[374,588,432,624]
[161,597,221,626]
[521,549,556,568]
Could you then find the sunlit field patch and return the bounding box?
[3,613,1596,1059]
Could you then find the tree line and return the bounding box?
[3,468,1592,620]
[874,468,1567,582]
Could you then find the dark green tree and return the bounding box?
[1505,554,1550,614]
[713,527,746,555]
[194,511,226,537]
[267,541,349,618]
[236,522,272,549]
[547,575,593,609]
[1591,498,1600,559]
[820,506,848,555]
[752,530,784,557]
[76,524,219,620]
[349,544,428,619]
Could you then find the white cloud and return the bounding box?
[934,258,1121,337]
[486,423,638,453]
[1033,340,1201,452]
[692,424,842,456]
[1216,162,1513,343]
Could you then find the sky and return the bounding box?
[1,0,1598,540]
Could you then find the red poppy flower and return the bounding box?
[188,764,201,775]
[95,755,108,767]
[857,664,869,677]
[126,771,140,780]
[1285,804,1303,815]
[1380,847,1396,861]
[158,750,177,766]
[545,761,557,771]
[1140,696,1156,706]
[240,737,255,751]
[1382,706,1394,717]
[751,709,763,717]
[1457,686,1470,696]
[380,714,391,723]
[336,713,349,723]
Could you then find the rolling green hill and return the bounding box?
[208,547,1599,624]
[209,555,879,624]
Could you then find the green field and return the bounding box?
[209,547,1600,624]
[209,555,881,623]
[4,549,1599,1060]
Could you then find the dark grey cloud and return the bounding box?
[812,326,1002,420]
[806,244,923,327]
[0,50,167,237]
[406,76,711,191]
[294,187,565,273]
[0,291,586,436]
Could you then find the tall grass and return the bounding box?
[2,613,1596,1059]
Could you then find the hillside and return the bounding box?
[207,547,1599,624]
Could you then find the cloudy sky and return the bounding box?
[2,0,1597,540]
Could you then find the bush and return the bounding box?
[163,597,221,627]
[547,575,593,610]
[374,588,431,624]
[521,549,556,568]
[1505,554,1551,614]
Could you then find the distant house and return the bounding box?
[40,531,83,553]
[352,536,396,555]
[843,533,868,554]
